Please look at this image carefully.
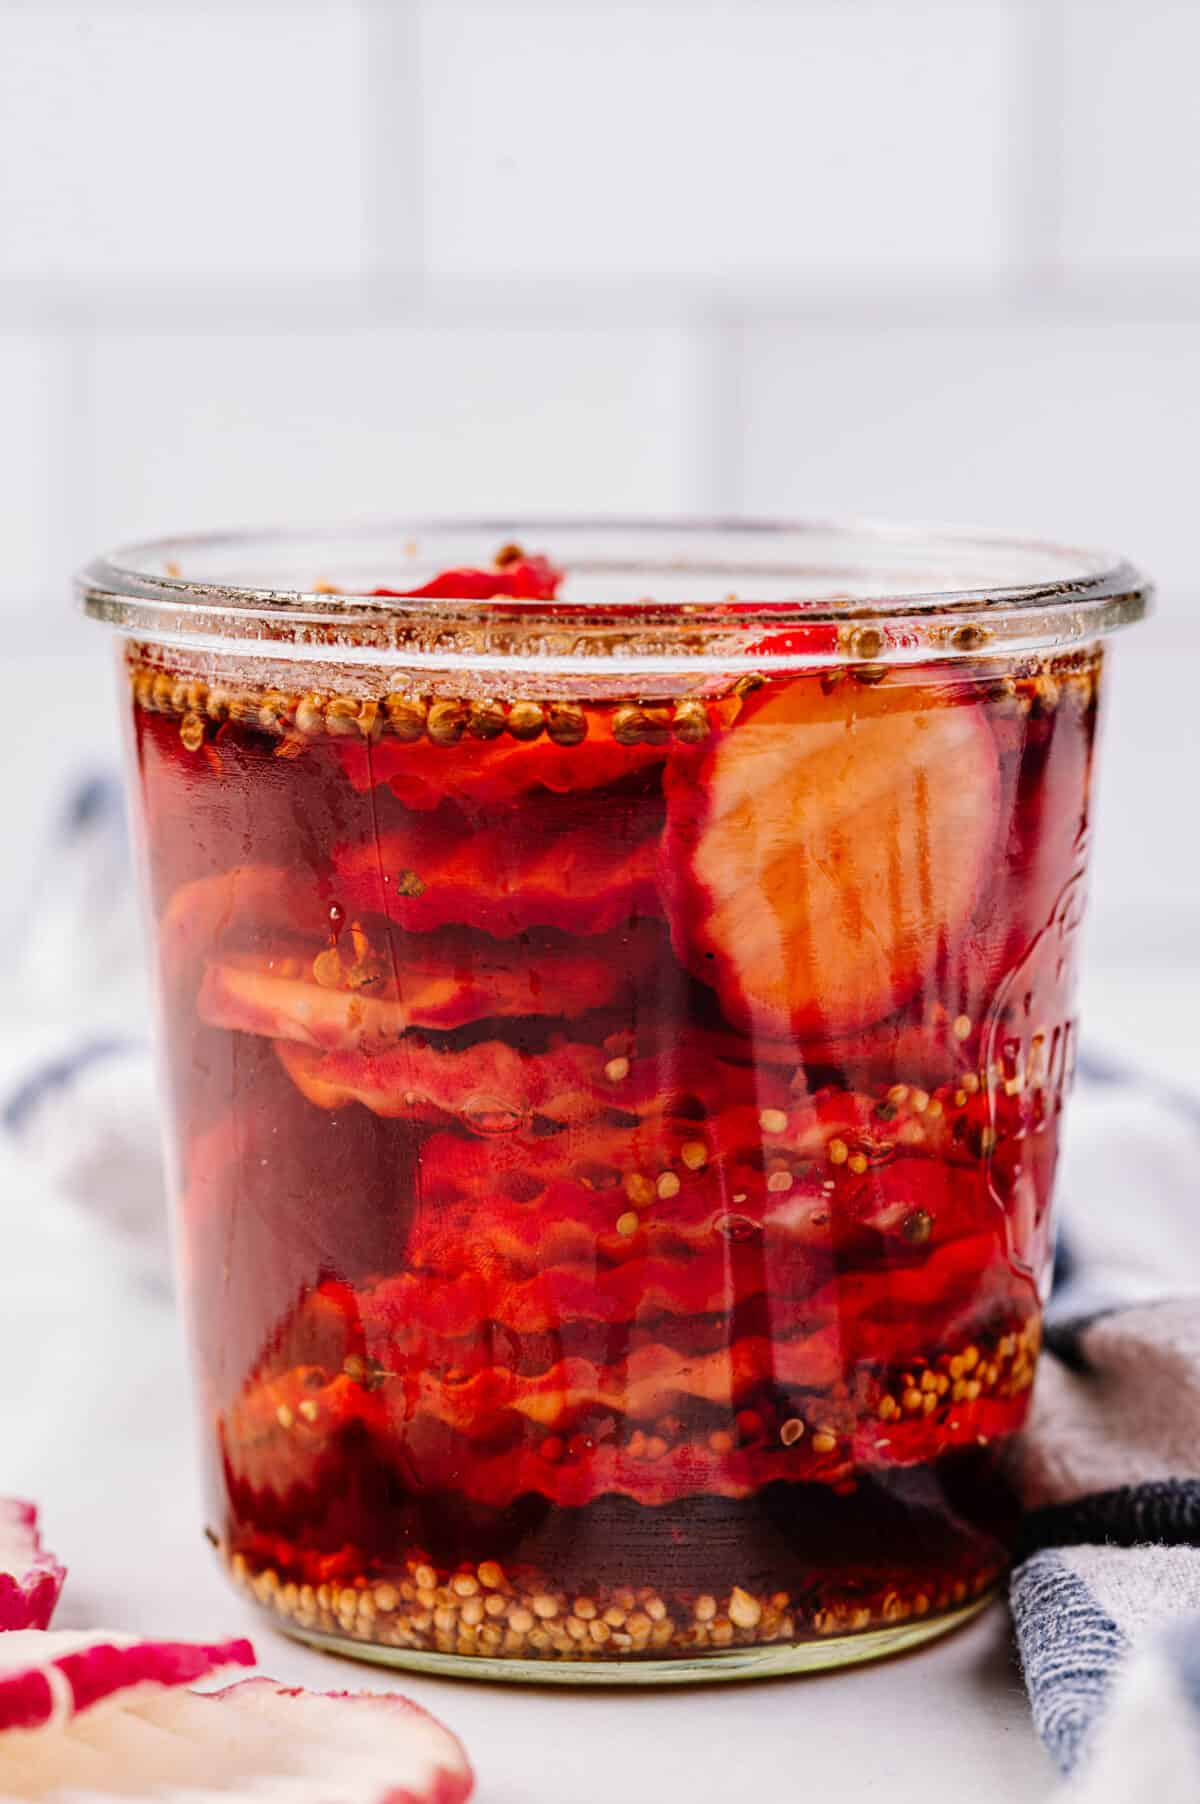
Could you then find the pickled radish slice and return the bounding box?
[383,1404,1027,1510]
[0,1503,64,1632]
[373,550,560,600]
[0,1635,472,1803]
[240,1334,847,1439]
[334,708,668,811]
[332,802,664,939]
[273,1030,779,1131]
[200,921,665,1051]
[167,867,667,1037]
[263,1408,1022,1512]
[0,1631,253,1733]
[226,1240,1035,1511]
[159,865,329,1003]
[665,674,1000,1039]
[401,1157,1010,1291]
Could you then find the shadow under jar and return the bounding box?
[81,521,1148,1683]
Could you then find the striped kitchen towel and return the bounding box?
[1011,1060,1200,1799]
[1,776,166,1272]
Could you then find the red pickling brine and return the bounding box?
[88,523,1147,1681]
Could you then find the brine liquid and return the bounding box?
[128,646,1099,1665]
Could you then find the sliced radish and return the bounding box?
[371,549,561,600]
[0,1629,254,1733]
[198,919,664,1051]
[0,1503,65,1632]
[665,672,1000,1040]
[0,1637,473,1803]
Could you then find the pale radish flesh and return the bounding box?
[0,1671,473,1803]
[666,677,1000,1040]
[0,1631,254,1733]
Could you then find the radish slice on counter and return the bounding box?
[0,1631,474,1802]
[0,1503,65,1632]
[0,1630,254,1732]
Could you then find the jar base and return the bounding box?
[274,1592,995,1686]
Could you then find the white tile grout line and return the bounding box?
[1018,0,1068,291]
[6,268,1200,335]
[693,314,746,517]
[361,0,427,298]
[43,326,94,599]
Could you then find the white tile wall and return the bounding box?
[1082,624,1200,951]
[0,334,67,604]
[0,3,368,283]
[419,0,1026,287]
[736,317,1198,618]
[1,0,1198,969]
[84,323,707,540]
[1062,0,1200,272]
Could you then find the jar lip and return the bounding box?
[77,516,1151,668]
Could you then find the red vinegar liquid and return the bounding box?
[127,635,1100,1667]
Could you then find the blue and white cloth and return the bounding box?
[1,777,166,1274]
[1011,1058,1200,1798]
[5,778,1200,1799]
[1013,1302,1200,1795]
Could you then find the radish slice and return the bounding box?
[0,1652,473,1802]
[0,1503,65,1632]
[0,1629,254,1733]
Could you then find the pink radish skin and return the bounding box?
[0,1503,65,1633]
[0,1630,255,1732]
[0,1636,474,1802]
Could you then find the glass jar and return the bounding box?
[81,521,1148,1683]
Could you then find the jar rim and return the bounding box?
[78,516,1150,670]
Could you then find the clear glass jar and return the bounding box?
[81,521,1148,1683]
